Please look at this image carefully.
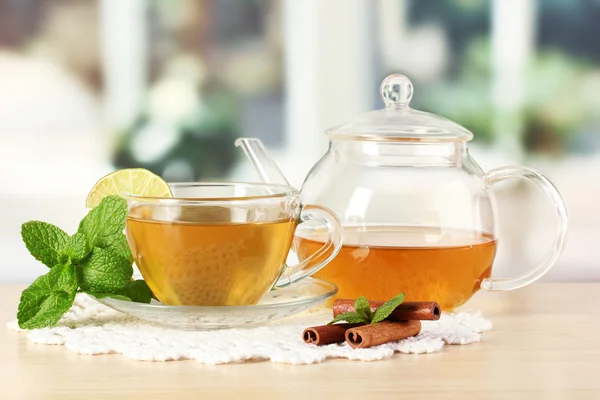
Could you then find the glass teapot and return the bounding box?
[239,74,568,310]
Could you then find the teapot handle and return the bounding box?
[273,205,343,289]
[481,166,568,291]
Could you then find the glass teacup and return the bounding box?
[124,182,342,306]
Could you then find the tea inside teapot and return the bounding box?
[295,225,496,310]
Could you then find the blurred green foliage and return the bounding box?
[414,38,600,154]
[114,78,239,181]
[408,0,600,155]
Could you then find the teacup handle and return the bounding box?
[481,166,568,291]
[273,205,343,288]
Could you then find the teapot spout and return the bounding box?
[235,138,290,186]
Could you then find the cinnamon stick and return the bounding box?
[333,299,441,321]
[345,320,422,349]
[303,323,362,346]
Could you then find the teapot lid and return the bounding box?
[326,74,473,142]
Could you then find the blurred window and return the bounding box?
[0,0,284,281]
[115,0,284,181]
[376,0,600,156]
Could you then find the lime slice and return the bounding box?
[85,168,172,208]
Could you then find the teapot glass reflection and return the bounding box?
[239,74,568,310]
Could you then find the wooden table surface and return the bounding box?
[1,283,599,399]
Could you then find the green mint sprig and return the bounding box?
[327,293,406,325]
[17,195,152,329]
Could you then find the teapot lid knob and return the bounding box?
[326,73,474,141]
[380,74,413,109]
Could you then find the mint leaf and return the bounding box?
[84,281,152,303]
[356,308,373,323]
[122,280,153,303]
[17,263,77,329]
[85,292,131,302]
[354,296,370,312]
[106,233,133,264]
[328,312,367,325]
[63,233,90,262]
[371,292,406,324]
[18,194,142,329]
[354,296,373,322]
[21,221,68,268]
[78,247,132,293]
[78,196,128,248]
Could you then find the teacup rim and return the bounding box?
[122,181,298,204]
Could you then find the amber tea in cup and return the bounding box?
[125,183,342,306]
[127,215,297,306]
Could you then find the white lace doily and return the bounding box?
[7,294,491,364]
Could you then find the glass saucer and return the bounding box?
[90,277,337,330]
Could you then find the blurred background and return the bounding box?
[0,0,598,283]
